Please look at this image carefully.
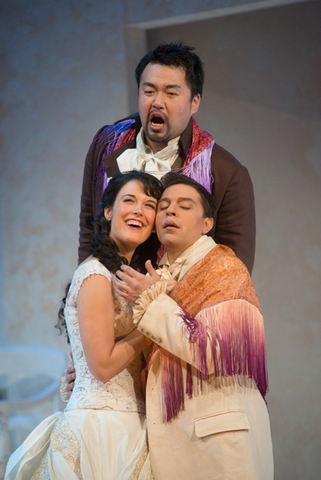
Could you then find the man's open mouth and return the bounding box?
[150,112,165,128]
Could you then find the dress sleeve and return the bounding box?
[67,261,112,307]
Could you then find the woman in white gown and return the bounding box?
[5,171,163,480]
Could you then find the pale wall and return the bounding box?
[0,0,130,352]
[148,1,321,478]
[0,0,320,479]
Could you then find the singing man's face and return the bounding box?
[156,183,213,263]
[138,63,200,153]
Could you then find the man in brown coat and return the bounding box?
[78,42,256,273]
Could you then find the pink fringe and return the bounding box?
[180,309,208,380]
[179,141,214,193]
[160,353,184,423]
[160,299,268,422]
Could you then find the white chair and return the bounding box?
[0,345,68,478]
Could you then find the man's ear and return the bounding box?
[202,217,214,235]
[104,207,112,221]
[191,94,201,115]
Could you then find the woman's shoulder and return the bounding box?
[67,259,113,306]
[74,257,113,282]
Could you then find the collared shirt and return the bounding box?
[158,235,216,282]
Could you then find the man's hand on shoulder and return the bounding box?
[114,260,160,302]
[66,364,76,395]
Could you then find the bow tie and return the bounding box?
[116,128,179,179]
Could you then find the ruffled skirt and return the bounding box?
[5,409,153,480]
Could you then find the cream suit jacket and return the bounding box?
[137,237,273,480]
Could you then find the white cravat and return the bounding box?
[157,236,216,282]
[116,128,180,180]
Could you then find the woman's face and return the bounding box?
[105,180,157,261]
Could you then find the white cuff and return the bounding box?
[133,281,167,325]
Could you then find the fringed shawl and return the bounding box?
[94,119,136,195]
[179,118,214,193]
[151,245,268,422]
[94,117,214,196]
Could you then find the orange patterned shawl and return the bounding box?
[151,245,268,422]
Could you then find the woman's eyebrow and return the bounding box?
[121,194,157,204]
[121,194,136,199]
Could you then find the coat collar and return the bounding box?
[103,113,194,177]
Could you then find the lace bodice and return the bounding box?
[64,259,145,413]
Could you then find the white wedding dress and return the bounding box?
[5,259,153,480]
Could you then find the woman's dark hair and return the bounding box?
[56,171,163,341]
[57,281,72,343]
[90,170,163,273]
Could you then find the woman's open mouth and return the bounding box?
[125,219,144,229]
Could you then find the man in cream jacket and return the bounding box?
[115,172,273,480]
